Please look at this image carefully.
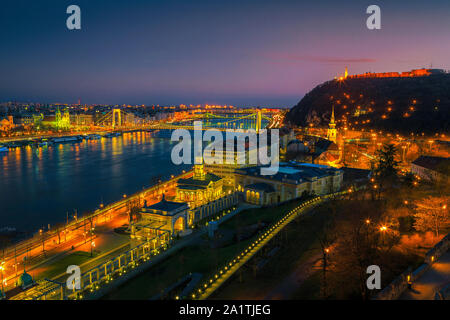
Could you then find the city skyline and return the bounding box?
[1,0,450,106]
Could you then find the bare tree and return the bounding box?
[414,196,449,237]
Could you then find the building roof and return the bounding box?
[177,172,222,189]
[412,156,450,175]
[144,194,188,214]
[236,161,341,185]
[17,271,33,288]
[245,183,276,193]
[314,138,339,152]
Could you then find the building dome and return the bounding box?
[17,271,33,289]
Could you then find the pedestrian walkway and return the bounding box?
[400,251,450,300]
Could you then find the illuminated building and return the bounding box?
[235,162,343,206]
[326,105,337,143]
[411,156,450,183]
[132,194,189,237]
[54,107,71,129]
[346,68,445,79]
[0,115,14,132]
[203,138,259,189]
[176,163,224,208]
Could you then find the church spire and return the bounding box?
[330,105,335,124]
[327,104,337,143]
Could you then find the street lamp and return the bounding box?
[0,262,5,294]
[91,240,95,257]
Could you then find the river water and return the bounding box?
[0,132,189,232]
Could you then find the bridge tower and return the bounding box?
[112,109,122,128]
[255,110,262,133]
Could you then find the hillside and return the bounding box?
[286,74,450,135]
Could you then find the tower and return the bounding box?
[112,109,122,128]
[193,154,206,180]
[327,105,337,143]
[255,109,262,133]
[193,163,206,180]
[55,107,62,129]
[344,67,348,79]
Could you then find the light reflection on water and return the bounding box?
[0,132,189,232]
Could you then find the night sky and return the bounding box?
[1,0,449,107]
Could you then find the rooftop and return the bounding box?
[177,172,222,189]
[143,195,188,214]
[245,183,276,193]
[412,156,450,175]
[236,161,341,185]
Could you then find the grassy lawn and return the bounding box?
[210,205,330,299]
[37,251,94,279]
[291,271,322,299]
[104,199,308,300]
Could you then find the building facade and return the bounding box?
[235,162,343,206]
[411,156,450,183]
[176,163,224,208]
[132,194,189,238]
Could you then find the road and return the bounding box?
[400,251,450,300]
[1,172,185,293]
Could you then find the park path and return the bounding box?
[400,251,450,300]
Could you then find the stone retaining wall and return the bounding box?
[375,232,450,300]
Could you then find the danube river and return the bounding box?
[0,132,189,232]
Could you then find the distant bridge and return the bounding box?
[153,110,273,133]
[94,109,144,128]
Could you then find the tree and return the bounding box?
[328,199,401,299]
[401,172,416,189]
[373,144,400,199]
[318,221,335,299]
[374,144,400,183]
[413,196,449,237]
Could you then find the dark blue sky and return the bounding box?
[1,0,449,107]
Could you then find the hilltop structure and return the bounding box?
[343,68,445,80]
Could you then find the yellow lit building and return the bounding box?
[326,105,337,143]
[176,163,224,208]
[235,162,343,206]
[0,115,14,132]
[132,194,189,239]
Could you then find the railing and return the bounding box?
[1,170,193,287]
[194,191,347,300]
